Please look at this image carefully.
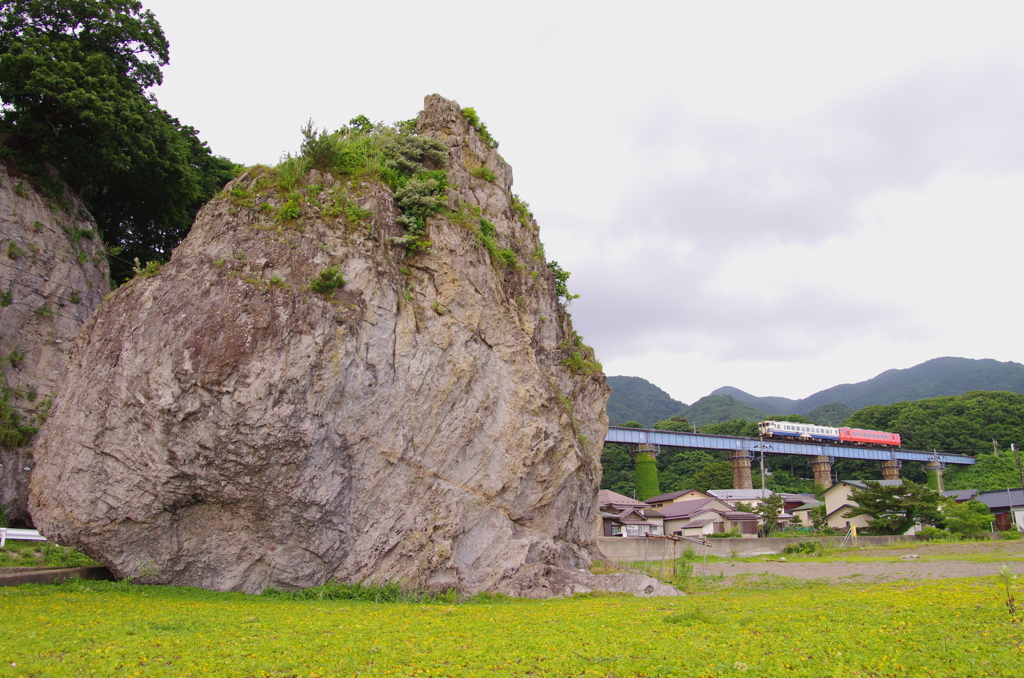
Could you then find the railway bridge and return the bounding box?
[603,426,976,491]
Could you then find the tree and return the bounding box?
[735,494,785,536]
[598,442,635,496]
[943,499,993,538]
[754,492,785,536]
[653,416,691,432]
[810,504,828,530]
[692,460,734,493]
[0,0,236,282]
[846,480,945,535]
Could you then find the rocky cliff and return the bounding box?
[27,95,636,596]
[0,161,111,525]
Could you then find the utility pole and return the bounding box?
[1013,443,1024,495]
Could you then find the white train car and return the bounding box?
[757,420,841,442]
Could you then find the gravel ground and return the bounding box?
[698,539,1024,585]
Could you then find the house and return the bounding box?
[820,480,904,531]
[708,488,796,531]
[976,488,1024,532]
[790,499,823,527]
[780,493,817,512]
[598,489,665,537]
[659,496,759,538]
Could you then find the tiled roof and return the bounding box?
[722,511,759,520]
[645,490,692,504]
[839,479,903,488]
[977,488,1024,510]
[708,489,774,501]
[659,498,716,519]
[598,489,650,508]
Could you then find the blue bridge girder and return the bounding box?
[604,426,976,465]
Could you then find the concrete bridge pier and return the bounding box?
[632,442,661,500]
[880,458,901,480]
[924,459,945,492]
[730,450,754,489]
[811,456,833,490]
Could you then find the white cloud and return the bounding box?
[138,0,1024,404]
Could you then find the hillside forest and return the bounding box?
[601,390,1024,497]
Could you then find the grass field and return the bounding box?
[1,574,1021,677]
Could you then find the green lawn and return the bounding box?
[1,576,1021,677]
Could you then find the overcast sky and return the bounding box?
[143,0,1024,406]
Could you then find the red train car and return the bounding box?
[838,427,901,447]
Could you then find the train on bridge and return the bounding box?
[758,420,901,447]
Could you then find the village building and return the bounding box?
[598,490,665,537]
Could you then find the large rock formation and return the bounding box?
[28,95,637,596]
[0,161,111,525]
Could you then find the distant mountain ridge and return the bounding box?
[607,357,1024,427]
[605,376,686,428]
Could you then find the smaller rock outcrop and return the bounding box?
[0,160,111,524]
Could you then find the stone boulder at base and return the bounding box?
[28,95,640,597]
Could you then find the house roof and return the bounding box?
[839,479,903,488]
[942,489,978,502]
[708,489,774,501]
[659,498,720,520]
[598,489,650,508]
[977,488,1024,511]
[826,503,861,519]
[781,493,816,503]
[644,490,692,504]
[722,511,760,521]
[678,518,715,528]
[792,500,823,512]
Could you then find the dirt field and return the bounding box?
[700,539,1024,585]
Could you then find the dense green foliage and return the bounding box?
[275,118,448,253]
[805,402,854,425]
[945,453,1024,492]
[846,391,1024,455]
[944,500,998,537]
[679,394,766,426]
[692,460,735,493]
[0,0,237,283]
[633,450,660,500]
[606,376,686,428]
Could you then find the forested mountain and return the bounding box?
[605,376,687,428]
[717,357,1024,416]
[608,357,1024,427]
[677,395,766,427]
[600,390,1024,495]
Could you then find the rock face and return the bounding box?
[29,95,617,596]
[0,161,111,525]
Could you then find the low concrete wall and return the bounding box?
[597,534,924,562]
[0,566,113,586]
